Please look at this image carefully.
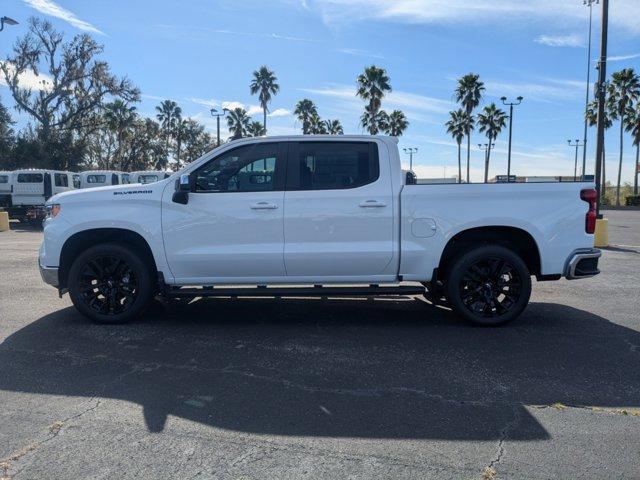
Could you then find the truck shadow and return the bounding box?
[1,298,638,441]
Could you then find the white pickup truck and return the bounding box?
[38,136,601,326]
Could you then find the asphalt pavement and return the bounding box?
[0,211,639,479]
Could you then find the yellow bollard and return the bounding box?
[594,217,608,247]
[0,211,9,232]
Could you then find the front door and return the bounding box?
[283,140,395,279]
[162,142,286,284]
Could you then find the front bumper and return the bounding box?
[39,259,59,287]
[565,248,602,280]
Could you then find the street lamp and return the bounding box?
[581,0,599,181]
[568,139,586,180]
[0,16,18,31]
[478,143,495,183]
[403,147,418,171]
[210,107,229,147]
[501,96,524,182]
[593,0,609,217]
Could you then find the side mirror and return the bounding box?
[406,170,417,185]
[172,173,191,204]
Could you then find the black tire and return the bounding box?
[68,242,154,324]
[445,245,531,326]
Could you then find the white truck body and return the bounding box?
[38,136,601,325]
[11,169,76,207]
[0,171,11,208]
[128,171,172,185]
[78,170,129,189]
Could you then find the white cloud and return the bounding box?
[23,0,103,34]
[185,97,217,108]
[269,108,292,117]
[535,34,585,48]
[307,0,640,36]
[338,48,386,59]
[608,52,640,62]
[483,77,584,103]
[0,61,53,91]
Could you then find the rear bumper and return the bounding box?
[39,259,59,287]
[565,248,601,280]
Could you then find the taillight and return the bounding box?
[580,188,597,234]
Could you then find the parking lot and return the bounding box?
[0,210,639,480]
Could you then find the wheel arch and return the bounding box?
[59,228,158,290]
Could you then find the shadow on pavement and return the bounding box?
[1,297,638,441]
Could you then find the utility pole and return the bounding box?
[568,139,585,181]
[501,96,524,182]
[403,147,418,171]
[582,0,599,181]
[594,0,609,217]
[210,107,229,147]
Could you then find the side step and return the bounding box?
[167,284,425,299]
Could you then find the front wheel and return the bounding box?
[68,242,154,324]
[445,245,531,326]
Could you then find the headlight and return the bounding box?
[46,204,61,219]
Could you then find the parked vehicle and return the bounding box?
[0,171,11,209]
[78,170,129,189]
[9,169,76,221]
[128,171,172,185]
[38,136,601,326]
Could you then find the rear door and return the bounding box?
[283,140,395,279]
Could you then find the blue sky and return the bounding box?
[2,0,640,182]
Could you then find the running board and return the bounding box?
[167,285,425,298]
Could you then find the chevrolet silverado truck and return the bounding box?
[38,136,601,326]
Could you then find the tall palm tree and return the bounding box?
[104,100,137,170]
[324,119,344,135]
[446,109,472,184]
[250,66,279,134]
[626,105,640,195]
[454,73,485,183]
[155,100,181,163]
[247,121,266,137]
[357,65,392,134]
[226,108,251,140]
[309,113,327,134]
[173,118,190,170]
[360,105,389,135]
[385,110,409,137]
[294,99,318,134]
[586,99,613,199]
[477,103,508,183]
[608,68,640,205]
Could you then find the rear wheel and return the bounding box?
[68,242,154,324]
[445,245,531,326]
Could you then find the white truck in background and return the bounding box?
[38,136,601,326]
[7,169,76,222]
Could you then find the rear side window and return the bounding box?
[139,175,159,184]
[86,175,106,184]
[17,173,43,183]
[54,173,69,187]
[122,174,130,184]
[0,175,8,184]
[73,175,81,189]
[288,142,379,191]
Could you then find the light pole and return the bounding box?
[0,16,18,31]
[478,143,494,183]
[568,139,585,180]
[594,0,609,217]
[581,0,599,181]
[403,147,418,171]
[210,107,229,147]
[501,96,524,182]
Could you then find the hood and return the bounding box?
[47,180,169,205]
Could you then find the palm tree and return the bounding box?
[226,108,251,140]
[608,68,640,205]
[250,66,279,134]
[446,109,472,184]
[294,99,318,135]
[155,100,181,163]
[324,119,344,135]
[173,118,190,170]
[309,113,327,134]
[247,121,266,137]
[357,65,392,134]
[477,103,508,183]
[385,110,409,137]
[104,100,137,170]
[360,106,389,135]
[586,99,613,199]
[454,73,485,183]
[626,105,640,195]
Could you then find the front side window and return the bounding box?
[54,173,69,187]
[121,174,130,184]
[194,143,280,193]
[0,175,8,184]
[17,173,43,183]
[87,175,106,184]
[73,175,81,189]
[290,142,379,191]
[139,175,159,184]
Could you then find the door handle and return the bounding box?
[359,200,387,208]
[250,202,278,210]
